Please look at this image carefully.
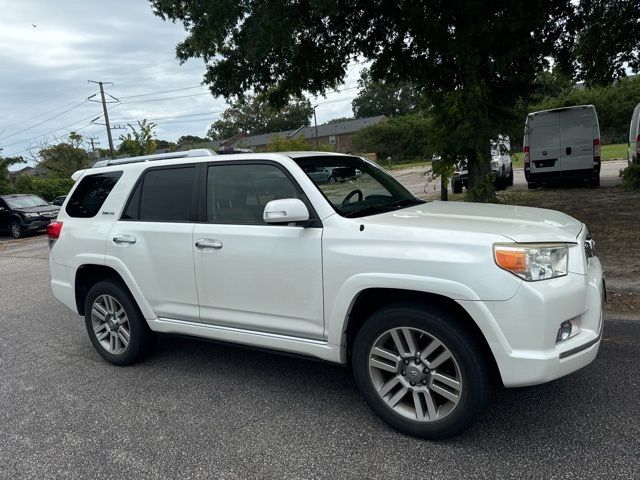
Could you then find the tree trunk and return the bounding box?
[466,142,494,202]
[440,175,448,201]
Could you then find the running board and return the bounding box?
[148,317,342,363]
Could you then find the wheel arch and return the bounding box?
[342,288,500,379]
[74,263,156,320]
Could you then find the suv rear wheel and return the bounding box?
[352,304,490,439]
[84,279,152,366]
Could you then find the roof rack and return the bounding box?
[91,149,216,168]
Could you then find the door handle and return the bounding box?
[566,146,572,155]
[113,234,137,245]
[195,238,223,250]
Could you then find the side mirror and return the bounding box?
[263,198,309,224]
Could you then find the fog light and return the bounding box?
[556,317,582,343]
[557,321,572,343]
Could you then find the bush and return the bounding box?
[620,164,640,190]
[13,175,75,201]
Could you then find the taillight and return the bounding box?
[523,146,530,167]
[593,138,601,162]
[47,221,63,239]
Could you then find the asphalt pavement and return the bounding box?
[1,234,639,479]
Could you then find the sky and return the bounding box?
[0,0,364,163]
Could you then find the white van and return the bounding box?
[523,105,601,188]
[629,102,640,164]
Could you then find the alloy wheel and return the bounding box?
[368,327,463,422]
[91,294,131,355]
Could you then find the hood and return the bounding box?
[363,201,582,243]
[12,205,60,214]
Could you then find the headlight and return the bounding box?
[494,243,568,281]
[491,159,500,169]
[24,212,40,218]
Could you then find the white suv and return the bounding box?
[49,149,604,439]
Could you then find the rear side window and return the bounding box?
[66,171,122,218]
[123,166,195,222]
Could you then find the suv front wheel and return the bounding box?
[84,279,152,366]
[352,304,491,439]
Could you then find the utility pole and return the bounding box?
[313,105,319,148]
[88,81,118,159]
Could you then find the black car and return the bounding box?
[0,194,60,239]
[51,195,66,206]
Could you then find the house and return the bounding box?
[228,115,386,153]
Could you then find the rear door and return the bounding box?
[106,165,200,322]
[559,107,595,172]
[529,112,561,174]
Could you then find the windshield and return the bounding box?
[3,195,49,209]
[294,156,424,218]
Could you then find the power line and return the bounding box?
[119,85,206,99]
[0,100,89,141]
[121,92,212,104]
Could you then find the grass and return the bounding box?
[498,186,640,306]
[383,143,628,171]
[511,143,628,167]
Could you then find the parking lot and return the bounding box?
[1,233,639,479]
[392,159,627,198]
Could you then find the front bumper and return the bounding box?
[23,219,51,232]
[459,256,604,387]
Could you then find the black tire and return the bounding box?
[508,165,514,186]
[527,182,538,190]
[84,279,153,366]
[352,303,491,440]
[452,181,463,194]
[494,178,506,191]
[9,220,22,239]
[328,175,337,183]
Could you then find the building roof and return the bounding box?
[232,115,387,148]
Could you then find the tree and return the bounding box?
[352,115,433,163]
[0,150,24,194]
[325,117,353,124]
[176,135,209,146]
[38,133,91,179]
[572,0,640,86]
[207,94,313,140]
[352,69,423,118]
[264,135,317,152]
[150,0,637,201]
[155,139,177,150]
[117,120,157,157]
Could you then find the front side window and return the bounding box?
[206,163,301,224]
[294,156,424,218]
[66,172,122,218]
[123,166,195,222]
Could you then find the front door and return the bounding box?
[193,162,324,340]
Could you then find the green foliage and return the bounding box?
[620,164,640,190]
[531,75,640,143]
[207,94,313,140]
[39,134,91,179]
[118,120,158,157]
[263,135,331,152]
[155,139,177,150]
[352,69,424,118]
[13,175,75,201]
[150,0,637,202]
[325,117,353,124]
[572,0,640,86]
[0,152,25,194]
[353,115,433,163]
[176,135,210,148]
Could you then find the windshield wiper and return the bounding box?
[385,198,425,209]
